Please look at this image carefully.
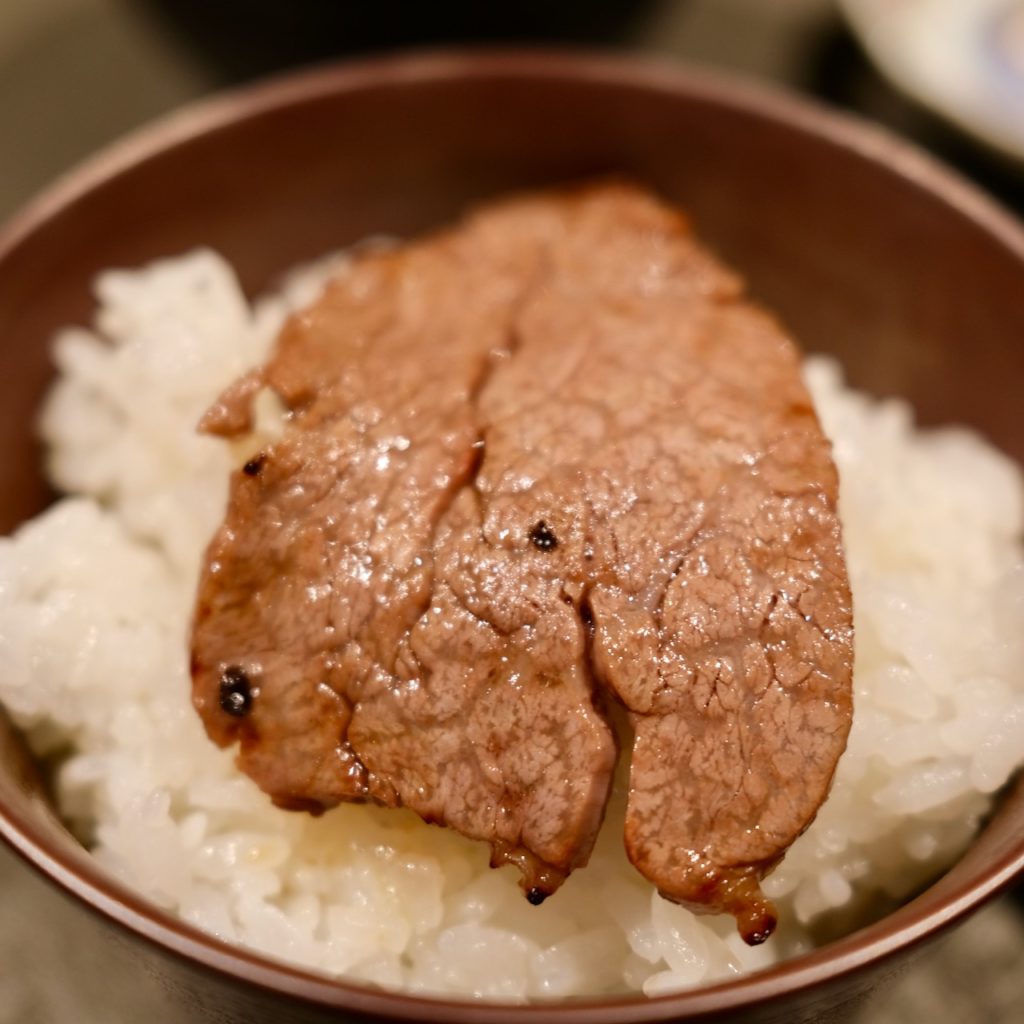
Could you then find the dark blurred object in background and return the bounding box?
[139,0,660,80]
[136,0,1024,215]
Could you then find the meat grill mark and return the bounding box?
[191,182,854,943]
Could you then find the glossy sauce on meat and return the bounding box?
[191,183,854,943]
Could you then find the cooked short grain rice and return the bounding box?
[1,251,1022,999]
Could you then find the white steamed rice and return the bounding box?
[1,250,1023,1000]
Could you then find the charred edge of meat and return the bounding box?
[736,900,778,946]
[529,520,558,551]
[242,453,267,477]
[744,917,777,946]
[526,888,549,906]
[271,793,328,816]
[717,875,779,946]
[219,665,254,717]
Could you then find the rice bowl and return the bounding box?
[0,51,1023,1024]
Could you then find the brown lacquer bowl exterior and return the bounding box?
[0,51,1022,1024]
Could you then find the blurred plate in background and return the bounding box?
[840,0,1024,162]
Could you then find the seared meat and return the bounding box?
[192,208,618,895]
[191,183,854,941]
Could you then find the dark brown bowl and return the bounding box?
[0,50,1022,1024]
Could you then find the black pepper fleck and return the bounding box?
[529,520,558,551]
[526,887,548,906]
[219,665,253,717]
[242,454,266,477]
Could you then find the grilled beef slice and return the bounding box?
[191,183,853,941]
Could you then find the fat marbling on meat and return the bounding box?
[191,183,854,943]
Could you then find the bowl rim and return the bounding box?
[1,47,1023,1022]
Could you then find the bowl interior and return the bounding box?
[0,51,1022,1023]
